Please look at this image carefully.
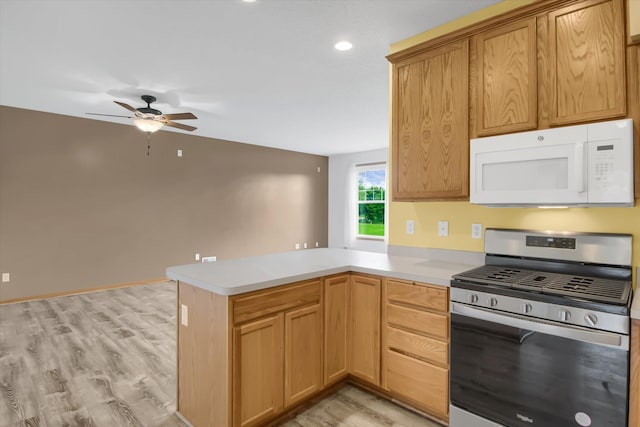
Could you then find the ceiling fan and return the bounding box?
[87,95,198,133]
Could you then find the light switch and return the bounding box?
[177,149,183,157]
[1,273,9,283]
[181,304,188,326]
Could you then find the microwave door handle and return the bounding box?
[575,142,585,193]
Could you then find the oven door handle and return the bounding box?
[451,302,629,351]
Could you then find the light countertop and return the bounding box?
[166,248,481,296]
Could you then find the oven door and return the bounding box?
[450,302,629,427]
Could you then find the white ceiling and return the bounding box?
[0,0,499,156]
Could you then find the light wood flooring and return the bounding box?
[1,282,441,427]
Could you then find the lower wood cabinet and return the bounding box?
[324,274,350,385]
[231,279,322,427]
[386,350,449,415]
[178,275,451,427]
[233,314,284,427]
[284,304,322,407]
[349,274,381,386]
[382,278,450,422]
[630,319,640,427]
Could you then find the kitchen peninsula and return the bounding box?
[166,248,480,427]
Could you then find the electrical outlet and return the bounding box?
[317,167,321,173]
[295,243,300,250]
[195,253,200,261]
[406,220,415,235]
[1,273,9,283]
[304,243,308,249]
[181,304,188,326]
[472,223,483,239]
[202,256,216,263]
[438,221,449,237]
[315,242,319,248]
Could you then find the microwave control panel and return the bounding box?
[586,138,633,203]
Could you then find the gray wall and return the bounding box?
[0,106,328,301]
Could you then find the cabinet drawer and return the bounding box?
[233,280,321,324]
[386,279,448,312]
[386,350,449,416]
[386,304,448,339]
[386,326,448,367]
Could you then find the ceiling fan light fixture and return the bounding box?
[134,117,164,133]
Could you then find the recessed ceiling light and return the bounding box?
[242,0,256,3]
[334,41,353,51]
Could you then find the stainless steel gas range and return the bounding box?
[450,228,632,427]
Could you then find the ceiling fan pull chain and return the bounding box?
[146,132,151,156]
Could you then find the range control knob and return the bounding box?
[584,314,598,327]
[488,297,498,307]
[522,303,532,314]
[559,310,572,322]
[468,294,479,304]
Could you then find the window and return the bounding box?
[356,164,386,239]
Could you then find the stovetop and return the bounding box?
[454,264,632,306]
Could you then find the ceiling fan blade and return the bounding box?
[162,112,197,121]
[114,101,138,113]
[164,121,197,132]
[86,113,133,118]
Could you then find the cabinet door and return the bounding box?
[233,315,283,427]
[349,275,381,385]
[392,39,469,200]
[284,304,322,407]
[548,0,625,125]
[324,274,349,385]
[386,350,449,418]
[475,18,537,136]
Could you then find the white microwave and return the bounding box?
[470,118,634,207]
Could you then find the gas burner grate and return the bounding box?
[453,266,533,286]
[544,275,632,304]
[454,265,632,305]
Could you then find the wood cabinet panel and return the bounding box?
[392,39,469,200]
[386,350,449,417]
[386,303,449,340]
[386,326,448,367]
[630,319,640,427]
[233,280,321,324]
[323,274,349,385]
[386,279,448,312]
[349,274,381,385]
[284,304,322,407]
[178,282,231,427]
[475,18,538,136]
[233,315,284,427]
[548,0,626,125]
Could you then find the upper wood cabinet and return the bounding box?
[547,0,626,125]
[391,39,469,201]
[389,0,632,200]
[473,18,538,136]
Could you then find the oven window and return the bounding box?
[450,313,628,427]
